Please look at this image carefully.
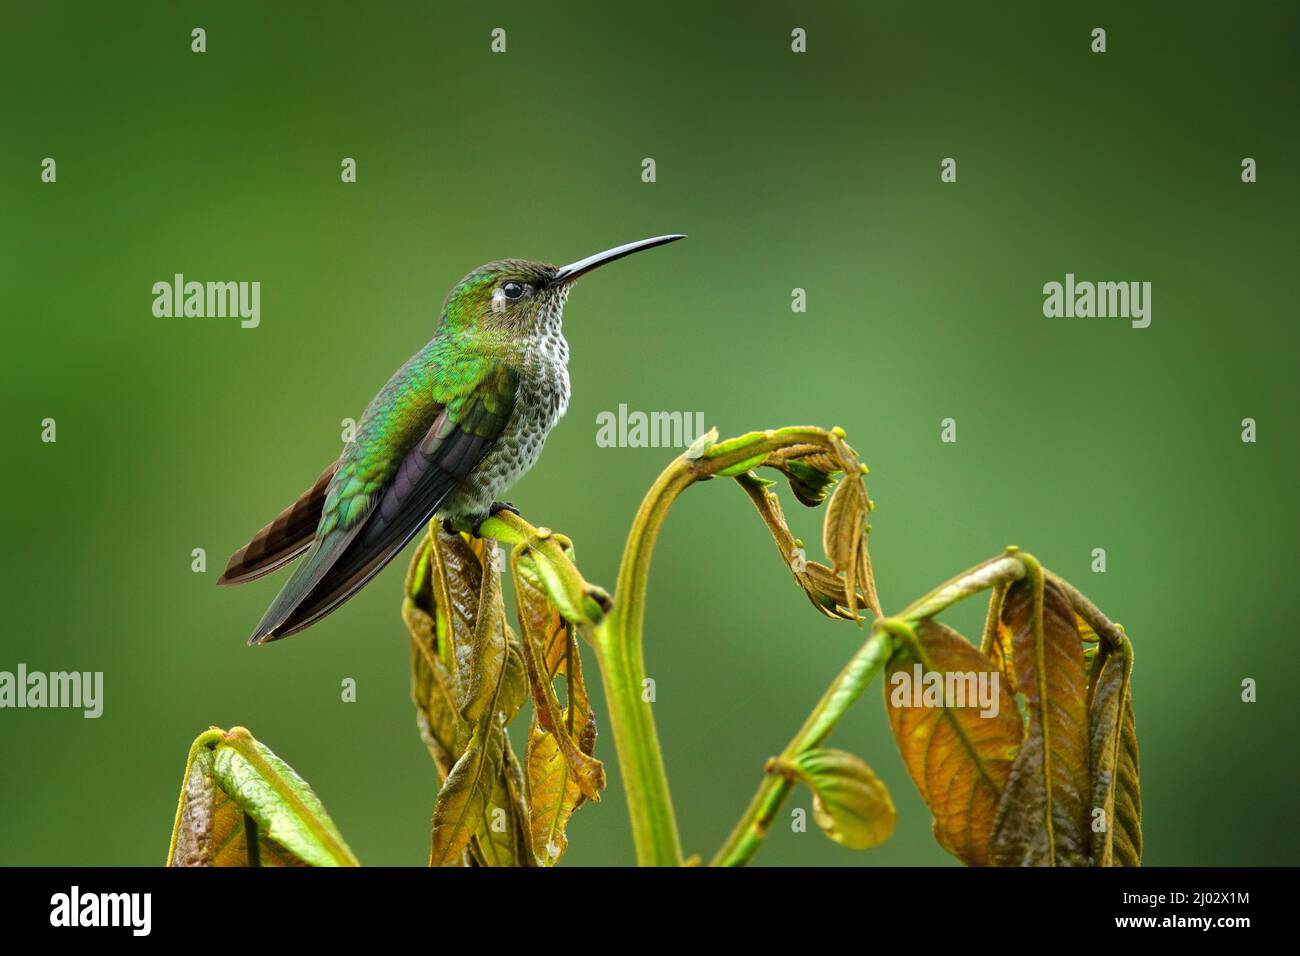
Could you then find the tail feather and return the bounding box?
[245,520,368,645]
[217,462,339,586]
[248,410,495,644]
[250,515,432,643]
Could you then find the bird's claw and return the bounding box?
[471,501,520,538]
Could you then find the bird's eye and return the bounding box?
[502,281,526,300]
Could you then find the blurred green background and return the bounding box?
[2,1,1296,866]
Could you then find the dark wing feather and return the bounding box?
[217,461,340,585]
[250,366,517,644]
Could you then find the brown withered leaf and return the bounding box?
[1088,649,1142,866]
[885,620,1023,866]
[823,475,863,594]
[990,578,1092,866]
[466,626,533,866]
[518,611,603,802]
[822,471,879,619]
[800,561,861,620]
[515,552,603,864]
[436,529,490,683]
[420,534,534,866]
[405,532,468,777]
[460,542,507,725]
[430,579,515,866]
[430,715,508,866]
[784,749,896,850]
[470,743,536,867]
[525,705,598,865]
[734,472,862,620]
[405,527,508,783]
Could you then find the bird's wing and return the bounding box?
[217,461,340,585]
[249,362,519,644]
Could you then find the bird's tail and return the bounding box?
[217,462,339,586]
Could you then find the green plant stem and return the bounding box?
[1047,571,1127,653]
[591,426,859,867]
[711,548,1033,867]
[895,551,1028,623]
[472,512,609,624]
[712,627,895,866]
[590,463,695,866]
[470,503,684,865]
[478,426,870,867]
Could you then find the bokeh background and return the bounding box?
[2,1,1296,866]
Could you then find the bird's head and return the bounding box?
[438,234,686,340]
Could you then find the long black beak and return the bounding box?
[551,234,686,286]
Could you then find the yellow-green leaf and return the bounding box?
[460,542,507,725]
[784,749,896,849]
[470,746,536,867]
[525,710,597,865]
[821,471,879,619]
[430,719,507,866]
[515,550,603,864]
[405,531,469,776]
[167,727,358,867]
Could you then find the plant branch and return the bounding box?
[472,426,880,867]
[711,627,895,866]
[590,425,876,866]
[711,548,1033,866]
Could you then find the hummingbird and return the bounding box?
[218,234,686,644]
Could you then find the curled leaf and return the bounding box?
[782,748,896,849]
[526,707,597,865]
[460,549,507,725]
[764,443,842,506]
[167,726,358,867]
[978,583,1017,694]
[1087,644,1142,866]
[410,527,534,867]
[821,467,880,620]
[430,718,509,866]
[735,472,863,620]
[515,549,603,864]
[430,582,528,867]
[472,747,536,868]
[405,532,469,776]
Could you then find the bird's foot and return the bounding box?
[471,501,520,538]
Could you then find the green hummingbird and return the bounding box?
[219,234,686,644]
